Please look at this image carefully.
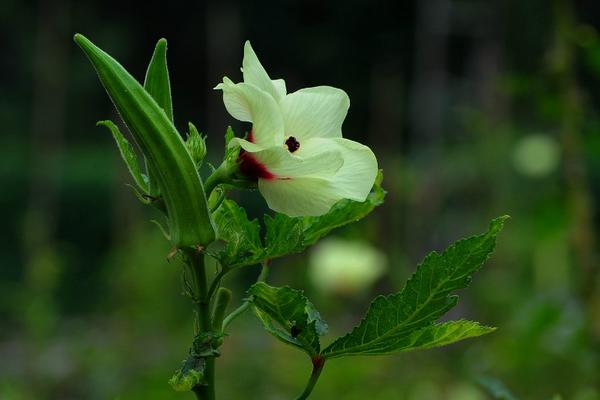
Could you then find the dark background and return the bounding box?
[2,0,600,398]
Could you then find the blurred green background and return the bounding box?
[2,0,600,398]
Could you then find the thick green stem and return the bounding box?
[184,249,216,400]
[295,357,325,400]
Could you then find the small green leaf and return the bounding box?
[321,216,507,359]
[144,38,173,122]
[97,120,148,192]
[212,200,262,265]
[248,282,327,357]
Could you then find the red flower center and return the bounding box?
[238,151,274,180]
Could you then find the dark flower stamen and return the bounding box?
[285,136,300,153]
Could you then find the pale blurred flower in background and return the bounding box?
[308,238,387,295]
[512,134,561,177]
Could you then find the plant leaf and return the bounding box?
[321,216,507,359]
[97,120,148,192]
[212,200,262,265]
[332,320,495,356]
[248,282,327,357]
[263,213,305,258]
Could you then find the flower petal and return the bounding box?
[252,145,343,179]
[229,137,265,153]
[259,177,341,217]
[272,78,287,99]
[280,86,350,141]
[214,77,252,122]
[296,137,378,201]
[242,41,283,102]
[215,80,284,147]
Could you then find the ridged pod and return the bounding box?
[74,34,215,247]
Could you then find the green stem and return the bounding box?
[184,249,216,400]
[295,357,325,400]
[222,261,270,330]
[206,267,228,305]
[211,287,232,331]
[204,161,236,197]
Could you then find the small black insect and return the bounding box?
[290,323,303,338]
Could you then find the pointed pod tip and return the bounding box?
[155,38,168,52]
[73,33,99,56]
[73,33,88,46]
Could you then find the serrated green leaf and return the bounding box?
[144,38,173,122]
[248,282,327,357]
[321,216,507,359]
[333,320,494,356]
[97,120,148,192]
[263,213,305,256]
[212,200,262,265]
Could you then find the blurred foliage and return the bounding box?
[2,0,600,399]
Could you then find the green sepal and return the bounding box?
[248,282,327,358]
[74,34,215,247]
[321,216,507,359]
[97,120,148,192]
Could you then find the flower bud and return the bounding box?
[186,122,207,168]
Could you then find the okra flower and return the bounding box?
[215,42,378,217]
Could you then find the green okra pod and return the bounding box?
[74,33,215,247]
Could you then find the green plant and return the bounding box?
[74,34,506,399]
